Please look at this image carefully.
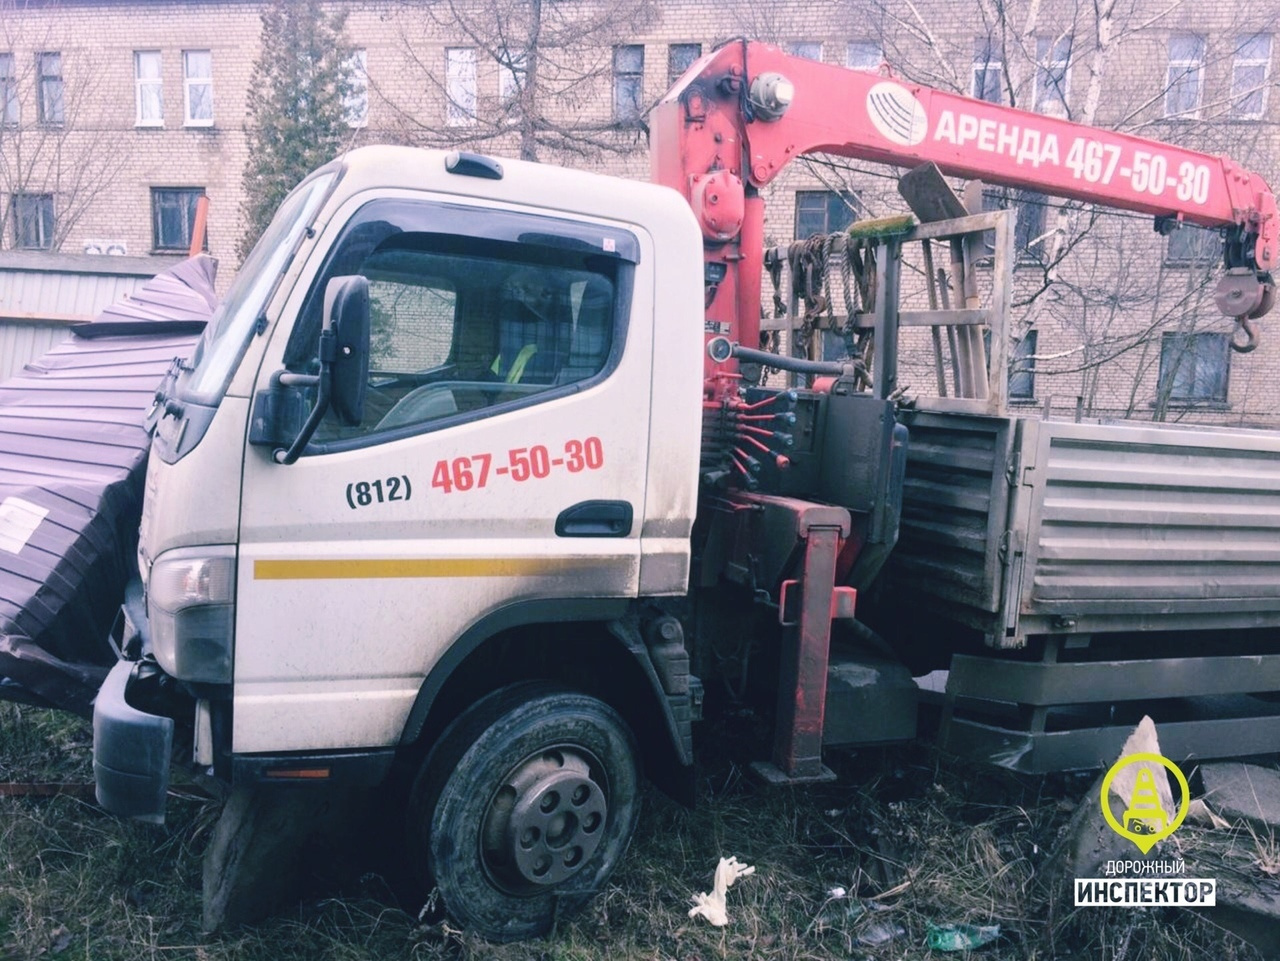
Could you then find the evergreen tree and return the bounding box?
[238,0,356,258]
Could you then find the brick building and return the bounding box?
[1,0,1278,423]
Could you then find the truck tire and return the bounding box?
[407,682,640,941]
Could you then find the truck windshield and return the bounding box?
[181,169,338,405]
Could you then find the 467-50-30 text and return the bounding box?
[432,437,604,494]
[343,437,605,509]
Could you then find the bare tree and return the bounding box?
[0,1,126,253]
[382,0,658,163]
[804,0,1280,423]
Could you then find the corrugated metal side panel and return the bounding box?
[0,268,149,320]
[1027,422,1280,616]
[890,412,1015,612]
[0,323,69,381]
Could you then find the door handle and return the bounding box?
[555,500,633,538]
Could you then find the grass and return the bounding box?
[0,702,1269,960]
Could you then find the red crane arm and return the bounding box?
[651,40,1277,390]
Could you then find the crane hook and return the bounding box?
[1215,270,1273,352]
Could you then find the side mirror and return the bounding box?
[325,275,370,426]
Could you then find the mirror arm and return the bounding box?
[273,370,320,388]
[273,329,335,465]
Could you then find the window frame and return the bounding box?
[972,37,1003,104]
[612,44,644,123]
[12,193,55,250]
[182,49,214,126]
[0,52,17,126]
[344,48,368,128]
[498,47,526,105]
[1164,34,1205,119]
[1033,36,1071,115]
[134,49,164,127]
[787,41,823,62]
[1009,329,1038,401]
[667,43,701,86]
[794,189,861,240]
[36,51,64,125]
[1157,330,1229,405]
[445,46,477,127]
[1165,224,1222,266]
[982,188,1049,264]
[151,186,207,252]
[1230,33,1272,120]
[847,41,882,71]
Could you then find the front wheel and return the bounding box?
[407,684,640,941]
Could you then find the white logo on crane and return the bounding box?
[866,81,928,147]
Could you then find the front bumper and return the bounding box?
[92,658,174,824]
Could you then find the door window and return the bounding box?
[290,201,633,449]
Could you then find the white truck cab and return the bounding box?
[93,146,705,939]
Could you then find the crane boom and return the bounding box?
[651,40,1278,387]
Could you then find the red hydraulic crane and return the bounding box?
[651,40,1278,395]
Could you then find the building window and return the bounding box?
[1158,331,1228,404]
[1009,329,1037,400]
[344,48,368,127]
[613,45,644,122]
[12,194,55,249]
[1166,224,1222,265]
[847,41,882,71]
[134,50,163,126]
[183,50,213,125]
[1165,34,1204,119]
[668,43,701,85]
[1013,192,1048,262]
[1231,34,1272,119]
[1033,36,1071,115]
[795,190,861,239]
[152,187,205,251]
[972,37,1002,103]
[445,47,476,126]
[37,52,64,125]
[498,48,526,104]
[0,53,17,125]
[788,41,823,61]
[983,189,1049,263]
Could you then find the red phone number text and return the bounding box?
[431,437,604,494]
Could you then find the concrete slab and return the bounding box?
[1200,763,1280,829]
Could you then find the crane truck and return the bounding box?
[6,40,1275,939]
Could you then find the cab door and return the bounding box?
[232,195,653,755]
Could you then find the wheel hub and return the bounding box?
[482,748,608,890]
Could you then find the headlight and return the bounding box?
[148,547,236,684]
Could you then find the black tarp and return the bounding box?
[0,256,216,714]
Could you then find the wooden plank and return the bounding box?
[914,396,1005,416]
[905,211,1005,241]
[899,308,990,327]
